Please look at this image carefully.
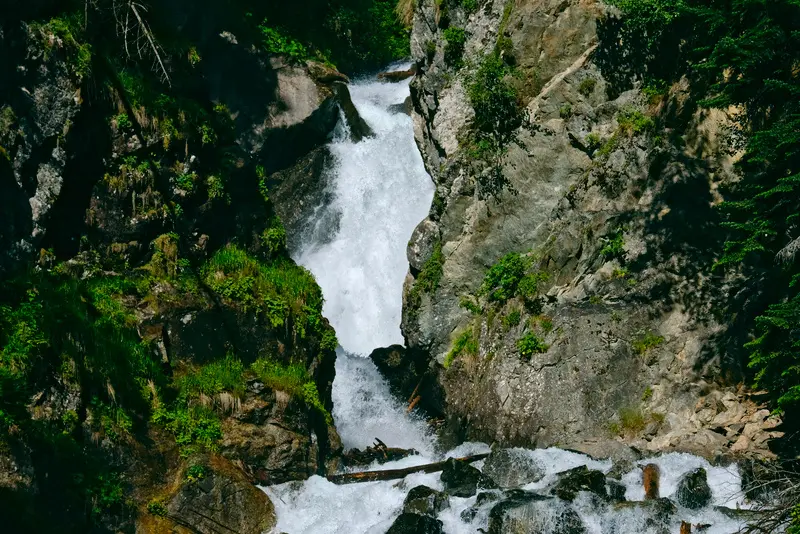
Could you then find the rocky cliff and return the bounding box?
[0,5,371,531]
[398,0,783,460]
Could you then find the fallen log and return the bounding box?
[327,453,490,485]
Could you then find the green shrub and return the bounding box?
[538,315,554,333]
[503,309,521,330]
[468,54,523,144]
[517,331,548,358]
[320,328,338,351]
[88,472,125,516]
[186,464,208,482]
[600,230,625,259]
[559,103,573,118]
[206,175,226,201]
[617,108,654,135]
[147,499,168,517]
[258,21,310,63]
[461,0,478,11]
[444,328,478,368]
[152,405,223,456]
[578,78,596,96]
[443,27,467,66]
[618,406,646,433]
[632,332,665,355]
[642,79,668,103]
[459,295,482,315]
[115,113,132,130]
[586,132,602,150]
[517,271,548,302]
[261,217,287,257]
[481,252,526,303]
[642,386,653,401]
[34,16,93,80]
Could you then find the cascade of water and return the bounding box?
[263,69,755,534]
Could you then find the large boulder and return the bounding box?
[403,485,449,517]
[161,456,276,534]
[440,457,497,497]
[386,512,443,534]
[674,468,712,509]
[482,448,545,488]
[609,498,677,533]
[488,491,586,534]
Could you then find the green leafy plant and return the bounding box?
[261,217,287,257]
[517,331,548,358]
[632,332,665,355]
[600,230,625,260]
[480,252,526,303]
[250,358,331,423]
[559,103,573,119]
[147,499,168,517]
[503,309,521,330]
[578,77,596,96]
[186,464,208,482]
[617,107,654,135]
[258,21,310,63]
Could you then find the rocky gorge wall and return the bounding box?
[0,6,373,531]
[398,0,784,460]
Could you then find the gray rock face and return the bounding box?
[0,22,82,272]
[386,512,444,534]
[396,0,783,460]
[674,467,712,510]
[441,457,498,497]
[482,448,545,488]
[403,485,449,517]
[488,491,586,534]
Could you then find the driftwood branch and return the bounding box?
[327,453,489,485]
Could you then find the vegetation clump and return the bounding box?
[251,358,331,423]
[517,331,548,358]
[444,327,478,368]
[632,332,665,355]
[443,27,467,67]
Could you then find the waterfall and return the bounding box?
[262,69,755,534]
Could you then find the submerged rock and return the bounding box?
[482,448,545,488]
[440,457,498,497]
[674,468,712,509]
[551,465,608,501]
[386,512,443,534]
[488,490,586,534]
[403,485,449,517]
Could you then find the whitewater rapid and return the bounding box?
[263,68,753,534]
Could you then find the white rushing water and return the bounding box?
[263,69,755,534]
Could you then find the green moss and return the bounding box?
[517,331,548,359]
[642,386,653,401]
[632,332,665,355]
[408,242,445,316]
[444,327,478,369]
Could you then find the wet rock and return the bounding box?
[607,479,627,502]
[386,512,443,534]
[306,60,350,84]
[369,344,445,417]
[674,468,712,510]
[460,490,501,522]
[482,448,545,488]
[406,218,441,274]
[403,485,449,516]
[488,490,586,534]
[440,457,498,497]
[166,456,276,534]
[332,82,374,142]
[551,465,608,501]
[388,96,413,116]
[612,498,677,533]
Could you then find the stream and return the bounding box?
[262,69,756,534]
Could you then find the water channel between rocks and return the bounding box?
[262,68,754,534]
